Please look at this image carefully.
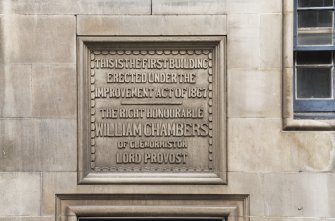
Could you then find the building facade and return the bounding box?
[0,0,334,221]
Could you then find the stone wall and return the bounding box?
[0,0,334,220]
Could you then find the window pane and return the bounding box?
[298,0,333,7]
[298,11,332,28]
[296,67,332,98]
[298,32,332,45]
[296,51,332,64]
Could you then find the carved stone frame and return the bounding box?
[77,36,227,184]
[56,194,249,221]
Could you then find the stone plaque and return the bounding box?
[78,37,226,184]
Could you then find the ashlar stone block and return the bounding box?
[0,0,11,15]
[78,0,151,15]
[227,13,259,40]
[32,64,76,118]
[0,119,76,172]
[260,13,282,69]
[0,172,40,216]
[251,218,321,221]
[229,118,335,173]
[9,0,79,15]
[228,68,281,118]
[228,39,260,69]
[263,173,335,217]
[227,13,260,68]
[228,118,292,172]
[283,131,335,172]
[0,218,54,221]
[77,15,227,36]
[1,15,75,64]
[0,15,5,64]
[223,172,265,216]
[0,64,32,117]
[152,0,226,15]
[227,0,282,14]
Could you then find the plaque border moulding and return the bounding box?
[77,36,227,184]
[56,194,250,221]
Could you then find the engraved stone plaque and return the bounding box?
[78,37,226,184]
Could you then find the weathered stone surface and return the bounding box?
[0,2,3,14]
[228,13,259,39]
[227,13,260,68]
[283,131,335,172]
[283,12,293,68]
[0,15,75,63]
[152,0,226,15]
[77,15,227,35]
[251,218,321,221]
[283,68,293,118]
[263,173,335,217]
[79,0,151,15]
[227,0,282,14]
[229,118,335,172]
[228,12,282,69]
[2,0,151,15]
[228,68,281,118]
[32,64,76,118]
[260,13,282,69]
[0,15,5,63]
[42,171,260,215]
[0,172,40,216]
[283,0,294,13]
[228,39,260,68]
[9,0,79,15]
[228,118,291,172]
[0,218,53,221]
[0,0,10,14]
[224,172,265,216]
[0,64,32,117]
[0,119,76,171]
[42,172,224,214]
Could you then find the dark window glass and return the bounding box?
[298,11,332,28]
[297,32,332,45]
[296,51,332,64]
[298,0,333,7]
[296,67,332,98]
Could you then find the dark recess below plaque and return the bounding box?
[78,218,225,221]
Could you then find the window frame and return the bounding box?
[294,0,335,51]
[293,0,335,118]
[282,0,335,130]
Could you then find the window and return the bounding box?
[294,0,335,119]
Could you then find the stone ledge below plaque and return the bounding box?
[56,194,249,221]
[77,36,226,184]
